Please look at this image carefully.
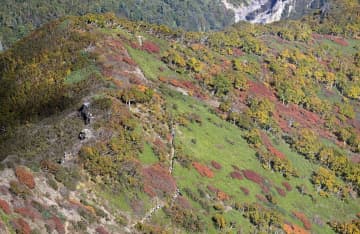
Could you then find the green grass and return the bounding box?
[64,65,100,85]
[163,90,360,233]
[96,186,132,212]
[125,42,187,82]
[0,210,14,234]
[139,143,159,165]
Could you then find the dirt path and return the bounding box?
[127,125,180,232]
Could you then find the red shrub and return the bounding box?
[248,81,277,101]
[12,218,31,234]
[52,216,65,234]
[242,170,264,185]
[260,184,270,194]
[142,164,177,197]
[14,206,41,221]
[332,37,348,46]
[211,161,222,170]
[122,57,137,66]
[192,162,214,178]
[276,186,286,197]
[0,199,11,214]
[130,41,141,49]
[256,194,267,203]
[260,132,286,159]
[232,48,244,57]
[230,171,243,180]
[240,186,250,196]
[15,166,35,189]
[282,181,292,191]
[293,211,312,230]
[96,226,109,234]
[142,41,160,54]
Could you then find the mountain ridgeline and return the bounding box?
[0,1,359,234]
[0,0,329,49]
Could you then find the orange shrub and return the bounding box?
[15,166,35,189]
[293,211,312,230]
[122,56,137,66]
[217,191,230,201]
[192,162,214,178]
[40,160,60,174]
[283,223,310,234]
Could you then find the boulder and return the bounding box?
[79,102,92,125]
[79,129,92,140]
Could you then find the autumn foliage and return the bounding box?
[15,166,35,189]
[192,162,214,178]
[142,41,160,54]
[211,161,222,170]
[143,164,177,197]
[283,223,310,234]
[243,170,264,185]
[282,181,292,191]
[260,132,286,159]
[51,216,65,234]
[275,186,286,197]
[0,199,11,214]
[230,171,243,180]
[293,211,312,230]
[122,56,137,66]
[217,191,230,201]
[68,198,96,216]
[240,187,250,196]
[12,218,31,234]
[14,206,41,221]
[96,226,109,234]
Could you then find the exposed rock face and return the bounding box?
[222,0,324,24]
[79,129,93,141]
[79,102,92,125]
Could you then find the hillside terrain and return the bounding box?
[0,0,328,49]
[0,0,360,233]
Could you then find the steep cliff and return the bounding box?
[222,0,324,23]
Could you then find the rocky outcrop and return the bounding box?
[222,0,324,24]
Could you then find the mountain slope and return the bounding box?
[0,0,330,49]
[0,9,359,234]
